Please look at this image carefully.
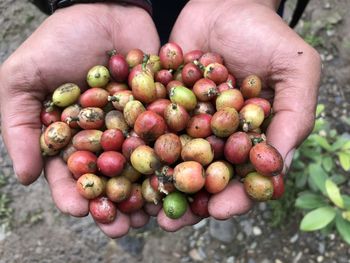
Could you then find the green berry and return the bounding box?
[52,83,81,107]
[87,65,110,88]
[163,191,188,219]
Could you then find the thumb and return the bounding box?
[0,64,45,185]
[266,46,321,173]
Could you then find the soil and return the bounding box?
[1,1,350,263]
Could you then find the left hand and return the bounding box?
[0,3,160,238]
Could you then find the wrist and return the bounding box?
[250,0,281,10]
[229,0,281,10]
[48,0,152,15]
[189,0,280,11]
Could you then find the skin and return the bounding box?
[0,0,321,236]
[157,0,321,230]
[0,4,159,238]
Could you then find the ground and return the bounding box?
[1,0,350,262]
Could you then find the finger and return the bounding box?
[157,207,201,232]
[44,157,89,217]
[208,180,253,220]
[169,1,210,52]
[130,209,150,228]
[110,5,160,55]
[95,210,130,238]
[267,46,321,171]
[1,92,44,185]
[144,202,162,217]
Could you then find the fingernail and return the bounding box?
[283,148,295,175]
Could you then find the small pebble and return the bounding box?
[325,54,334,61]
[293,252,303,263]
[190,240,196,248]
[250,242,257,249]
[326,29,335,37]
[35,247,43,254]
[318,242,325,254]
[181,256,191,263]
[214,254,221,261]
[290,233,299,243]
[226,256,235,263]
[240,220,253,236]
[258,202,267,211]
[189,249,204,261]
[317,256,324,263]
[0,228,10,242]
[193,219,208,230]
[275,259,283,263]
[198,247,206,259]
[236,232,244,241]
[252,226,262,236]
[324,2,331,9]
[209,218,235,243]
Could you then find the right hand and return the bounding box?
[0,3,160,238]
[157,0,321,231]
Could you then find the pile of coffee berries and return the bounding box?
[40,43,284,223]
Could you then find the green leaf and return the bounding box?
[320,220,335,236]
[294,172,308,189]
[302,138,319,148]
[308,174,319,192]
[331,137,348,152]
[331,174,347,185]
[335,214,350,245]
[322,157,333,172]
[308,164,328,194]
[292,160,305,170]
[301,149,320,160]
[341,116,350,126]
[313,119,327,133]
[342,211,350,222]
[341,141,350,151]
[329,129,337,138]
[295,192,327,209]
[316,104,325,117]
[300,206,336,231]
[311,134,331,151]
[342,195,350,210]
[325,179,344,208]
[338,152,350,171]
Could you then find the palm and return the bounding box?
[21,4,159,90]
[0,3,159,237]
[157,0,321,228]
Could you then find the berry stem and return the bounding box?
[193,60,205,71]
[107,49,117,57]
[142,54,150,71]
[107,95,119,102]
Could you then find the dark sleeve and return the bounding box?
[152,0,188,43]
[29,0,51,14]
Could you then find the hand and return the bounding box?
[0,3,160,238]
[157,0,321,230]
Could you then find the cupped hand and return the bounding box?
[0,3,160,238]
[158,0,321,230]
